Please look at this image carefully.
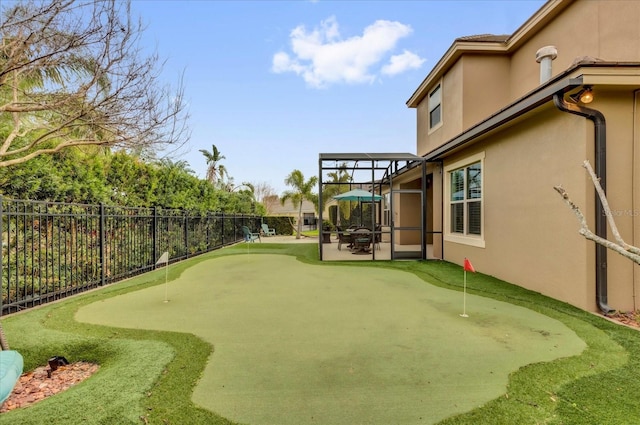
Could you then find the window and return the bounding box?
[428,84,442,129]
[303,213,315,226]
[445,153,484,247]
[383,193,390,226]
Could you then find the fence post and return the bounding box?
[221,212,225,246]
[206,212,211,251]
[184,212,188,259]
[153,206,158,268]
[99,203,106,287]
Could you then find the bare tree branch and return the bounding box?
[581,160,640,255]
[0,0,190,166]
[554,160,640,264]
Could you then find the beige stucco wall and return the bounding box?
[417,60,464,156]
[503,0,640,311]
[410,0,640,312]
[442,106,598,310]
[634,92,640,312]
[439,90,640,312]
[462,55,511,130]
[594,90,638,310]
[510,0,640,100]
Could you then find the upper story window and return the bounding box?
[428,84,442,129]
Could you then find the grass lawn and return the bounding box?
[0,242,639,424]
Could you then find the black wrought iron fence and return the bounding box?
[0,197,261,314]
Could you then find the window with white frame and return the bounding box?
[428,84,442,129]
[383,193,390,226]
[446,156,483,245]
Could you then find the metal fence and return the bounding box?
[0,197,262,314]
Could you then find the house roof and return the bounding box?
[269,199,316,216]
[454,34,510,43]
[423,62,640,161]
[406,0,574,107]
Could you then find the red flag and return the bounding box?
[464,258,475,273]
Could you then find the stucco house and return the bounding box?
[400,0,640,313]
[268,197,318,231]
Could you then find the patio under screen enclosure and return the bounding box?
[318,153,443,261]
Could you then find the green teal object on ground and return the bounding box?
[0,350,23,403]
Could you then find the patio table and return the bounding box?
[350,228,371,254]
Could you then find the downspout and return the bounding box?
[553,93,613,314]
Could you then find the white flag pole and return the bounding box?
[156,252,170,303]
[164,262,169,303]
[460,270,469,318]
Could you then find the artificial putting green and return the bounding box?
[76,254,586,425]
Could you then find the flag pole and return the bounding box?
[164,262,169,303]
[156,251,170,303]
[461,257,475,318]
[460,269,468,318]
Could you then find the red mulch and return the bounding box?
[608,311,640,329]
[0,361,99,413]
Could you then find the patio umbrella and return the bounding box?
[333,189,382,226]
[332,189,382,202]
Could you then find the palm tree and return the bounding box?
[199,144,227,185]
[322,163,352,226]
[281,170,318,239]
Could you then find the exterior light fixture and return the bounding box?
[569,86,594,104]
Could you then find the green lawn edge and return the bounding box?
[0,242,638,425]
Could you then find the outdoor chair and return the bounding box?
[261,223,276,236]
[0,324,23,405]
[242,226,261,243]
[373,224,382,250]
[336,227,352,251]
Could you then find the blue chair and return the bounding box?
[261,223,276,236]
[0,325,23,405]
[242,226,261,243]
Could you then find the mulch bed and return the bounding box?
[0,361,99,413]
[608,311,640,329]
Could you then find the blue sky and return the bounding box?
[131,0,545,195]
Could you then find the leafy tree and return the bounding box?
[0,146,111,203]
[105,151,158,206]
[153,158,199,209]
[281,170,318,239]
[199,144,227,186]
[322,163,352,225]
[0,0,189,167]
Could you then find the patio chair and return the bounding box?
[336,226,352,251]
[261,223,276,236]
[0,323,23,405]
[373,224,382,250]
[242,226,261,243]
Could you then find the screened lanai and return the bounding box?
[318,153,442,261]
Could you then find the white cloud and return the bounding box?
[272,16,424,88]
[381,50,426,76]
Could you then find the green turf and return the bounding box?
[76,254,585,425]
[0,243,636,424]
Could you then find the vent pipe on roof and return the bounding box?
[536,46,558,84]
